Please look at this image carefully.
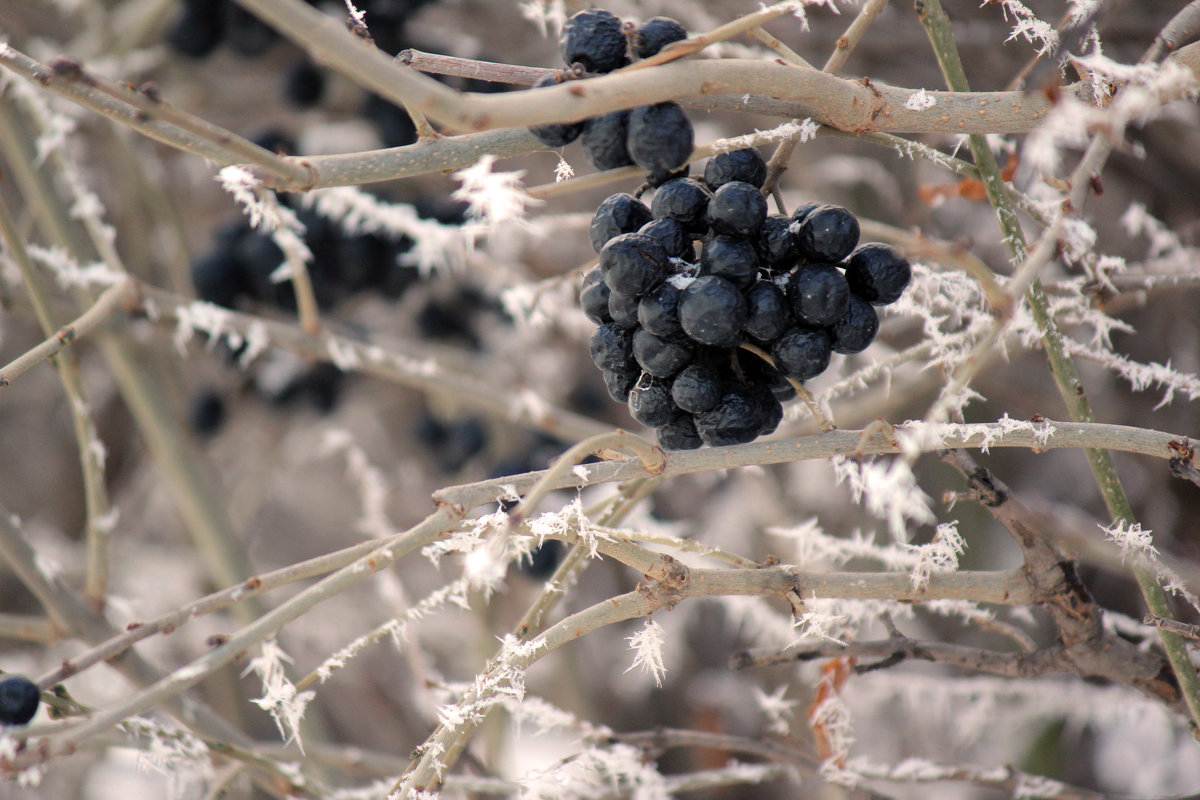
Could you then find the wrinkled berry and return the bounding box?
[756,214,801,273]
[628,376,675,428]
[582,111,634,171]
[707,181,767,238]
[603,366,640,402]
[797,204,860,263]
[743,280,791,342]
[694,390,762,446]
[651,178,711,233]
[529,74,586,148]
[599,233,667,297]
[580,268,612,325]
[831,294,880,354]
[703,148,767,190]
[628,102,693,175]
[633,328,693,378]
[658,412,702,450]
[678,275,747,348]
[597,232,667,298]
[845,243,912,305]
[671,362,723,413]
[771,326,832,381]
[608,289,641,329]
[560,9,628,73]
[787,263,850,327]
[638,280,685,337]
[638,218,692,260]
[637,16,687,58]
[700,235,758,290]
[590,322,635,371]
[591,193,653,254]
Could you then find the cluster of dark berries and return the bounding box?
[582,147,912,450]
[187,189,477,431]
[0,675,40,726]
[166,0,442,148]
[528,10,694,182]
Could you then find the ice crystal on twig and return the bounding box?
[242,638,316,752]
[624,619,668,687]
[904,89,937,110]
[451,154,543,236]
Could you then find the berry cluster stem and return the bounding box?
[916,0,1200,735]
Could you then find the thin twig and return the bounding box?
[0,278,137,387]
[140,285,611,442]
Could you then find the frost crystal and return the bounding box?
[1101,520,1156,562]
[753,684,797,735]
[242,638,316,751]
[709,119,818,154]
[904,89,937,111]
[624,619,668,687]
[830,455,935,542]
[908,522,966,591]
[451,154,543,235]
[554,156,575,183]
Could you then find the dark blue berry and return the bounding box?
[671,362,723,413]
[591,193,653,254]
[607,289,641,329]
[628,376,675,428]
[658,412,702,450]
[603,366,640,402]
[628,102,694,175]
[284,58,325,108]
[590,322,635,372]
[599,233,667,297]
[743,280,791,343]
[638,218,692,260]
[707,181,767,238]
[678,275,747,348]
[771,326,832,381]
[756,214,801,273]
[700,235,759,290]
[694,390,762,446]
[191,246,243,309]
[646,164,690,188]
[520,539,565,579]
[168,7,226,58]
[529,74,586,148]
[845,243,912,305]
[560,9,628,73]
[738,351,796,402]
[650,178,711,233]
[633,328,693,378]
[797,204,860,263]
[189,389,226,437]
[637,16,687,58]
[747,383,784,436]
[580,268,613,325]
[787,263,850,327]
[582,111,634,171]
[0,676,39,726]
[831,295,880,354]
[703,148,768,190]
[638,280,684,337]
[363,93,417,149]
[791,201,820,226]
[437,419,489,472]
[226,3,278,57]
